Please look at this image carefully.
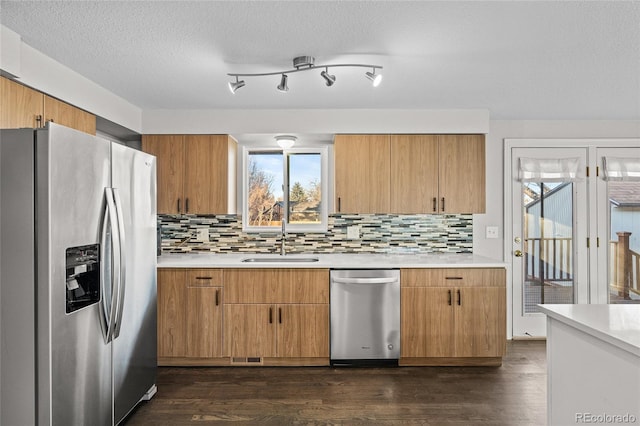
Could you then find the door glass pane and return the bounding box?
[287,153,322,225]
[247,152,283,227]
[523,182,575,313]
[608,181,640,303]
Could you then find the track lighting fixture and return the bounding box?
[277,74,289,92]
[228,76,245,94]
[320,68,336,86]
[227,56,383,94]
[365,69,383,87]
[275,135,296,149]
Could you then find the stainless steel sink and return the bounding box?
[241,256,320,263]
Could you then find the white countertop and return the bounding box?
[156,252,506,269]
[538,304,640,357]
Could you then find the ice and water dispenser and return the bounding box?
[65,244,100,313]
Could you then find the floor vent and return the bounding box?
[230,357,263,365]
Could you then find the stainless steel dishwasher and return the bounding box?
[330,269,400,366]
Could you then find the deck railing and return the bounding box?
[524,237,573,283]
[609,232,639,299]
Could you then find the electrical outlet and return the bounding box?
[196,228,209,242]
[486,226,499,239]
[347,225,360,239]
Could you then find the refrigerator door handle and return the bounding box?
[112,188,127,339]
[101,188,121,343]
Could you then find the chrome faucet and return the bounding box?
[280,220,286,256]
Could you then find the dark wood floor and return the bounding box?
[125,341,546,425]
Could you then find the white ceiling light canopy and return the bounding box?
[227,56,383,94]
[275,135,297,149]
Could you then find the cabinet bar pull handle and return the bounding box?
[432,197,437,212]
[215,289,219,306]
[278,307,282,324]
[185,198,189,213]
[447,289,452,306]
[445,277,463,280]
[195,276,212,280]
[35,115,43,127]
[457,289,461,306]
[338,197,341,212]
[269,307,273,324]
[177,198,181,214]
[441,197,445,212]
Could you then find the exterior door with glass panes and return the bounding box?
[596,148,640,304]
[510,148,589,337]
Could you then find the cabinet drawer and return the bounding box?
[401,268,505,287]
[224,269,329,304]
[186,269,223,287]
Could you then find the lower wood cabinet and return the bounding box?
[157,268,223,364]
[224,268,330,365]
[400,268,506,365]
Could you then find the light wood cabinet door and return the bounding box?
[185,269,223,358]
[401,287,455,357]
[277,304,329,358]
[44,95,96,135]
[141,135,185,214]
[390,135,439,213]
[0,76,43,129]
[224,269,329,304]
[334,134,390,213]
[224,304,276,358]
[184,135,237,214]
[454,286,506,357]
[157,269,187,358]
[438,134,485,213]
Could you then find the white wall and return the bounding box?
[0,25,142,133]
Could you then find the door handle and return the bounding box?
[514,249,523,257]
[177,198,181,214]
[215,289,219,306]
[185,198,189,213]
[269,307,273,324]
[279,307,282,324]
[457,289,461,306]
[111,188,127,339]
[447,289,452,306]
[441,197,445,212]
[432,197,437,212]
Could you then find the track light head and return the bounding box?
[366,70,383,87]
[228,78,245,94]
[277,74,289,92]
[320,68,336,87]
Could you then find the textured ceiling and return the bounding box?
[1,1,640,120]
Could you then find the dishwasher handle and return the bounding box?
[331,277,399,285]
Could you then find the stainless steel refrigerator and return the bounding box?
[0,123,157,425]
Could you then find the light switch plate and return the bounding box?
[486,226,499,239]
[347,225,360,239]
[196,228,209,242]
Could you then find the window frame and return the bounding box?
[242,146,329,233]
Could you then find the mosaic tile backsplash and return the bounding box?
[159,214,473,254]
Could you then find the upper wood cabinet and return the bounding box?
[43,95,96,135]
[0,76,43,128]
[141,134,237,215]
[334,134,390,213]
[334,134,486,214]
[1,76,96,135]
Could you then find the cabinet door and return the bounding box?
[224,304,276,358]
[184,135,236,214]
[141,135,185,214]
[277,304,329,358]
[390,135,439,213]
[157,269,186,358]
[224,268,329,304]
[186,286,222,358]
[401,287,455,357]
[44,95,96,135]
[334,134,390,213]
[0,76,43,129]
[454,287,506,357]
[438,134,486,213]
